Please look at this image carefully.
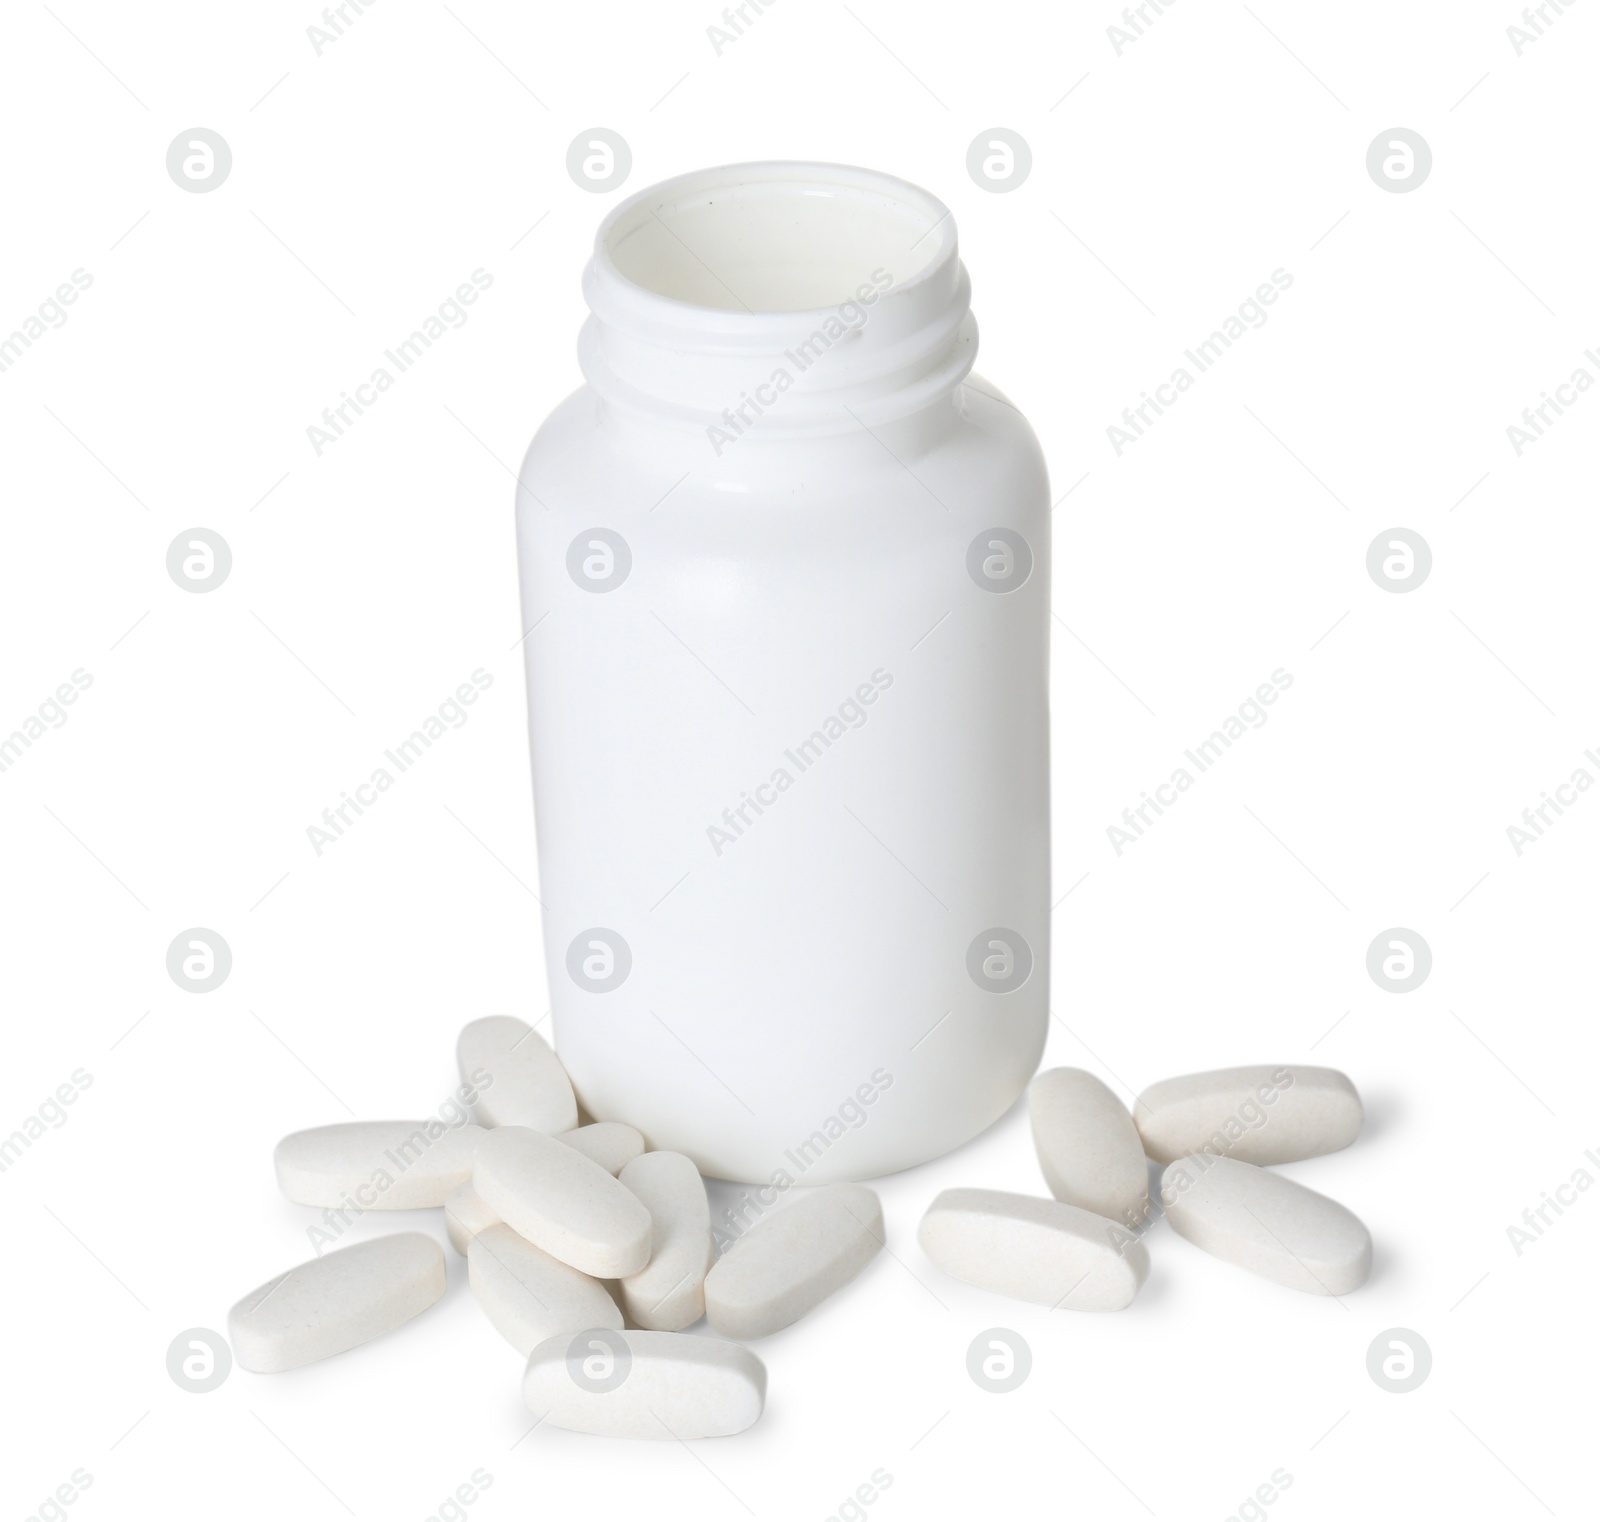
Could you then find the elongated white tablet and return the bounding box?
[560,1122,646,1176]
[618,1151,713,1331]
[1134,1065,1362,1165]
[228,1233,445,1373]
[474,1126,652,1277]
[458,1015,578,1133]
[469,1223,621,1355]
[275,1121,486,1210]
[1029,1068,1149,1227]
[1161,1154,1371,1295]
[918,1188,1148,1310]
[522,1329,765,1439]
[443,1181,500,1255]
[704,1183,881,1339]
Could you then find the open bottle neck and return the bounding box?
[577,162,978,444]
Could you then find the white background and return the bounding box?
[2,1,1597,1518]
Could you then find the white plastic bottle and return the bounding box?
[516,163,1048,1184]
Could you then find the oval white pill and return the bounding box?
[275,1121,486,1210]
[619,1151,713,1331]
[474,1125,652,1278]
[1134,1065,1362,1166]
[443,1180,500,1255]
[1160,1153,1371,1295]
[918,1188,1149,1310]
[560,1121,646,1176]
[228,1232,446,1373]
[704,1183,882,1339]
[1029,1068,1149,1227]
[469,1223,621,1355]
[458,1015,578,1133]
[522,1328,765,1439]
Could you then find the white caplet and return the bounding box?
[1029,1068,1149,1227]
[469,1223,622,1356]
[704,1183,882,1339]
[274,1121,485,1209]
[474,1125,652,1278]
[457,1015,578,1133]
[1161,1154,1372,1296]
[522,1328,766,1439]
[228,1233,446,1373]
[1134,1065,1363,1166]
[918,1188,1149,1311]
[618,1151,713,1331]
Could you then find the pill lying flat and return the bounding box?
[458,1015,578,1134]
[469,1223,622,1355]
[918,1188,1148,1310]
[560,1122,646,1176]
[474,1126,652,1278]
[1160,1154,1371,1296]
[1134,1065,1362,1166]
[228,1233,446,1373]
[522,1329,765,1439]
[704,1183,881,1339]
[619,1152,713,1331]
[275,1121,486,1210]
[444,1181,500,1255]
[1029,1068,1149,1227]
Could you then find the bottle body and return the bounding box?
[516,164,1049,1182]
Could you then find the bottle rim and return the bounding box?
[578,161,976,436]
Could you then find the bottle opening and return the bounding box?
[581,162,975,436]
[601,164,951,314]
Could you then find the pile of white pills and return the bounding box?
[924,1064,1370,1310]
[229,1024,1369,1439]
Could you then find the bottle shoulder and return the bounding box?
[516,375,1048,515]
